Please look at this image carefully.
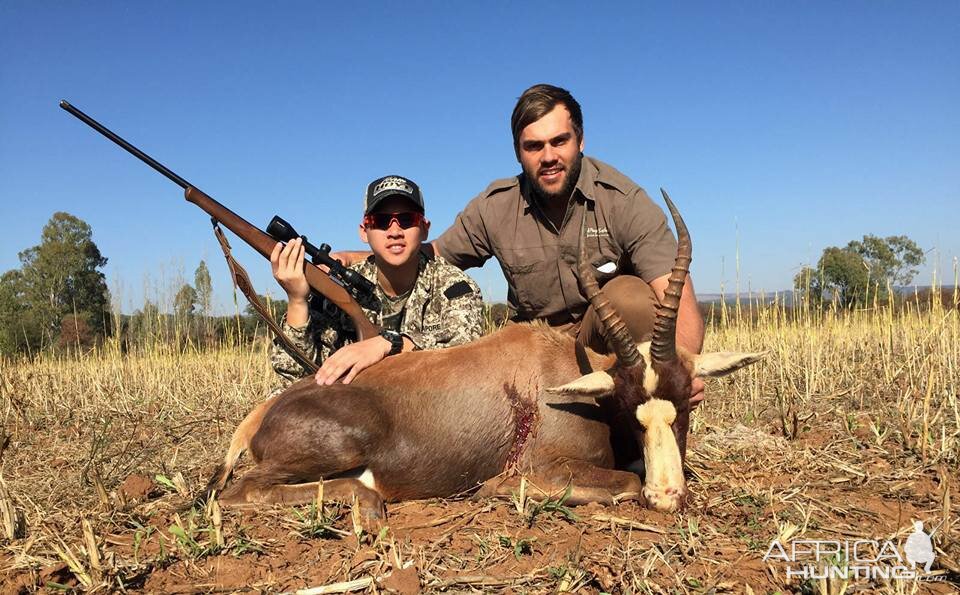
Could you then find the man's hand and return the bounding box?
[690,377,705,409]
[314,336,392,385]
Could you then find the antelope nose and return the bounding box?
[642,484,687,512]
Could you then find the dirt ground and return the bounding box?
[2,305,959,593]
[2,412,957,594]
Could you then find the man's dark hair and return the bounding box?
[510,84,583,158]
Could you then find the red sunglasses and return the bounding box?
[363,211,425,230]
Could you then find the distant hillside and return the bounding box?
[697,290,797,306]
[697,286,957,306]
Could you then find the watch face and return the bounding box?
[381,330,402,354]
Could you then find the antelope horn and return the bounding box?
[650,189,692,365]
[577,214,640,367]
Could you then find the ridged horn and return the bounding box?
[650,189,692,365]
[577,214,640,367]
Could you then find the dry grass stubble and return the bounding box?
[1,296,958,593]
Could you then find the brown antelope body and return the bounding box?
[206,194,764,514]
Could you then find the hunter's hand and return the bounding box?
[690,377,706,409]
[315,337,392,385]
[271,238,310,302]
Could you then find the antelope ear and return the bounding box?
[546,370,616,397]
[693,351,767,378]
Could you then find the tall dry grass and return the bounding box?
[701,282,960,467]
[1,279,958,592]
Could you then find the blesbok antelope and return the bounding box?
[205,193,764,514]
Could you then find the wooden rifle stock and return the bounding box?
[184,187,378,340]
[59,99,378,341]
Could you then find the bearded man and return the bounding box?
[338,84,706,405]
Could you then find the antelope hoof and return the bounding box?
[359,502,386,521]
[353,501,387,535]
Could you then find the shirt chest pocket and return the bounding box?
[589,237,623,284]
[559,236,622,285]
[500,246,553,311]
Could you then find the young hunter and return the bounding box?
[269,175,485,388]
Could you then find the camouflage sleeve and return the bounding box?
[403,268,485,351]
[269,312,321,388]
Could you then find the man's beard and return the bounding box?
[530,152,583,203]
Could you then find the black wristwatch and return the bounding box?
[379,330,403,356]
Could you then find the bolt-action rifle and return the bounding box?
[59,100,379,345]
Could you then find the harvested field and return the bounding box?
[1,298,958,593]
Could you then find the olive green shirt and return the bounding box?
[434,156,678,323]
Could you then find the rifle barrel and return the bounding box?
[59,100,191,190]
[58,100,382,341]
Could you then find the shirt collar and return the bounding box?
[574,155,597,203]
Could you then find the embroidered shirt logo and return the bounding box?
[585,227,609,238]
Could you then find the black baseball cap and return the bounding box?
[364,175,425,214]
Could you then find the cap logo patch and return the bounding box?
[373,176,414,197]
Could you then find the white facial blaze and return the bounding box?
[635,399,684,512]
[638,343,659,395]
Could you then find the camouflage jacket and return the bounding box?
[270,252,484,389]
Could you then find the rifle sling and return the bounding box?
[211,219,319,374]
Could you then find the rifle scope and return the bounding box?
[267,216,377,300]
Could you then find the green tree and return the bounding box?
[798,234,925,309]
[128,301,161,347]
[194,260,214,344]
[0,271,37,354]
[819,247,870,307]
[174,283,198,320]
[194,260,213,317]
[240,294,288,338]
[793,265,821,306]
[0,213,110,354]
[243,294,288,322]
[846,235,925,292]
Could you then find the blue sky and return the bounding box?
[1,2,957,313]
